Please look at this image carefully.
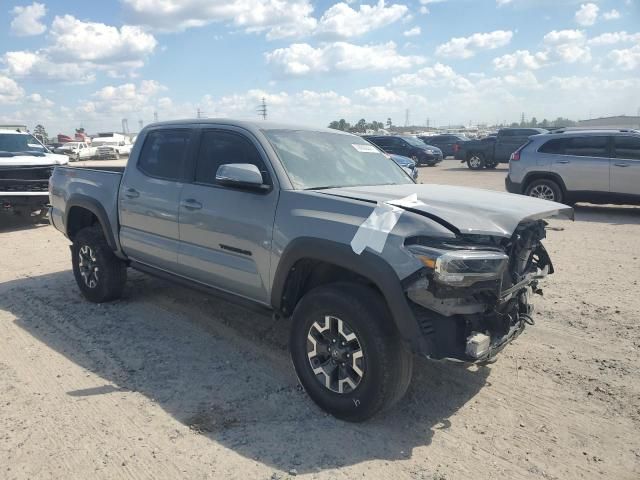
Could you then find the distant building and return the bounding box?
[577,115,640,129]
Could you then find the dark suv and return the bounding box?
[365,135,443,166]
[418,134,469,158]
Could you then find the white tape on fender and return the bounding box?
[350,194,419,255]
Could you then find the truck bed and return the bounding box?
[49,166,123,245]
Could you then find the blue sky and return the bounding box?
[1,0,638,135]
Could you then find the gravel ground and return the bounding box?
[1,161,639,480]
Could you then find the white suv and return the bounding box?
[505,130,640,205]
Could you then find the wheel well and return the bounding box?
[279,259,381,317]
[466,151,484,159]
[522,172,567,194]
[66,206,100,240]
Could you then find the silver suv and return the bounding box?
[506,129,640,204]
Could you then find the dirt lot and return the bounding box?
[1,161,639,480]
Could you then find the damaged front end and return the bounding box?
[404,220,553,363]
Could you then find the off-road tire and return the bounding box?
[71,226,127,303]
[525,178,563,203]
[290,282,413,422]
[467,152,485,170]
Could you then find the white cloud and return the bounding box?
[588,31,640,46]
[47,15,157,64]
[575,3,599,27]
[2,16,157,83]
[404,26,421,37]
[608,44,640,71]
[316,1,408,38]
[496,0,513,5]
[493,50,549,70]
[543,29,591,63]
[10,2,47,36]
[265,41,425,76]
[603,9,621,20]
[122,0,407,39]
[355,86,406,104]
[436,30,513,59]
[0,75,25,104]
[83,80,167,114]
[390,62,466,88]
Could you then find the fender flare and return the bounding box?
[522,171,568,194]
[271,237,427,351]
[64,194,118,250]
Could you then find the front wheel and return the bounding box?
[290,283,413,422]
[72,226,127,303]
[467,153,485,170]
[525,179,563,203]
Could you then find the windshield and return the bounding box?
[264,130,413,190]
[402,136,428,148]
[62,142,80,148]
[0,133,48,154]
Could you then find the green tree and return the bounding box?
[530,117,538,127]
[355,118,367,132]
[540,118,549,128]
[386,117,392,129]
[33,124,48,144]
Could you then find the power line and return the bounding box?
[257,97,267,120]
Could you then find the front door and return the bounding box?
[550,135,611,193]
[611,135,640,195]
[177,128,278,304]
[118,128,194,271]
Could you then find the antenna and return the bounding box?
[257,97,267,120]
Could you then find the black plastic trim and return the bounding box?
[65,194,118,250]
[271,237,428,353]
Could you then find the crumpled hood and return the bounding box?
[0,153,69,167]
[317,183,574,237]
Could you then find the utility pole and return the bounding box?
[153,111,158,122]
[257,97,267,120]
[404,109,410,127]
[121,118,129,134]
[138,119,143,131]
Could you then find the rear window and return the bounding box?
[614,136,640,160]
[539,136,610,157]
[138,129,192,180]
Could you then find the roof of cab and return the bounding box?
[143,118,355,136]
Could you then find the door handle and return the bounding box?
[181,199,202,210]
[124,188,139,198]
[613,163,630,167]
[557,160,570,164]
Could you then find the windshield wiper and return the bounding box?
[304,185,345,190]
[0,151,16,157]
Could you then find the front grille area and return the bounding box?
[0,166,53,192]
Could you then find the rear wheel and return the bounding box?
[290,283,413,422]
[71,226,127,303]
[525,179,563,203]
[467,153,485,170]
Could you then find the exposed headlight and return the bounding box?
[408,245,508,287]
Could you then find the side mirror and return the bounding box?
[216,163,267,190]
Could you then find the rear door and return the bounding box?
[611,135,640,195]
[118,128,195,271]
[546,135,611,192]
[176,127,278,304]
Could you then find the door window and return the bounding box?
[138,129,192,180]
[614,136,640,160]
[195,130,268,185]
[564,136,610,158]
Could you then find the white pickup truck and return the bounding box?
[54,141,97,161]
[0,129,68,220]
[93,137,133,160]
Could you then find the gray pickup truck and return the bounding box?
[50,119,572,421]
[456,128,548,169]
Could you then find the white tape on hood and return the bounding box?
[350,194,419,255]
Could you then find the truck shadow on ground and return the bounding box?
[573,204,640,225]
[0,215,48,233]
[1,270,489,474]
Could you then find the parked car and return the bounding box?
[49,119,571,421]
[93,137,133,160]
[418,134,469,158]
[456,128,548,170]
[0,129,68,221]
[364,135,443,166]
[389,154,419,180]
[54,141,97,161]
[506,129,640,205]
